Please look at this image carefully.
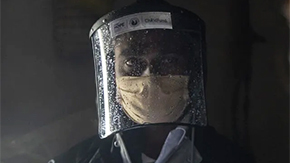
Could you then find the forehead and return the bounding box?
[114,30,193,56]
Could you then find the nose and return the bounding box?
[142,61,159,76]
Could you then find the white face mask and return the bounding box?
[116,75,190,124]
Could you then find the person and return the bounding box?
[49,0,255,162]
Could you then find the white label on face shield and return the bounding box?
[109,12,172,38]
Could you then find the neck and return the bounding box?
[143,125,176,159]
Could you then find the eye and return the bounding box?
[163,58,174,63]
[125,58,138,67]
[123,58,147,76]
[161,56,178,65]
[157,55,188,75]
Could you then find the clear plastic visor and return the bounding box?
[91,26,207,138]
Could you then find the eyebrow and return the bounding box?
[117,48,136,57]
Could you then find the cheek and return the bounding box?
[167,59,190,75]
[115,59,124,77]
[178,59,189,71]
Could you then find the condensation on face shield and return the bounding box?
[91,25,207,138]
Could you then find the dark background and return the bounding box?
[1,0,289,162]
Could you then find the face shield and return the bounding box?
[90,1,207,139]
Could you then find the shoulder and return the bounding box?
[195,126,255,163]
[48,135,109,163]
